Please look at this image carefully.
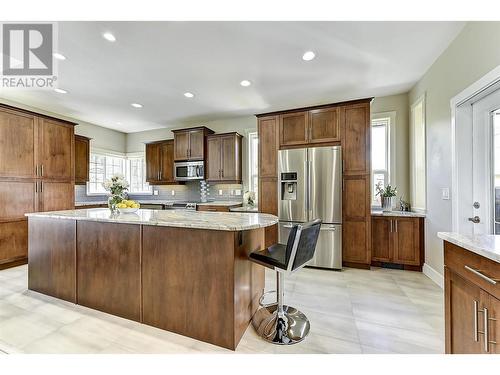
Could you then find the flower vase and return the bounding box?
[381,197,393,212]
[108,194,123,214]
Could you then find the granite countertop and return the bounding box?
[26,209,278,231]
[230,206,259,213]
[196,201,243,207]
[371,210,426,218]
[438,232,500,263]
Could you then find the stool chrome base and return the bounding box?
[252,304,310,345]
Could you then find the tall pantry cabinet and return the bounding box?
[0,104,76,269]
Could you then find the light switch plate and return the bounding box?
[442,187,450,200]
[219,189,223,195]
[153,190,159,196]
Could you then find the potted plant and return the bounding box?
[103,174,129,213]
[375,182,397,212]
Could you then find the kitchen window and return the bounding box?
[371,112,396,206]
[248,131,259,200]
[410,95,426,211]
[87,152,151,195]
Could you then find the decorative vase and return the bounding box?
[381,196,393,212]
[108,194,123,214]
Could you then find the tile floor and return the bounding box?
[0,264,444,354]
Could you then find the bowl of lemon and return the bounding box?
[116,200,141,213]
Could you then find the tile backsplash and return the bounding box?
[75,182,243,203]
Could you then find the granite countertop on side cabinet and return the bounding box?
[371,210,426,218]
[438,232,500,264]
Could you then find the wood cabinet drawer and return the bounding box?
[197,205,229,212]
[444,241,500,300]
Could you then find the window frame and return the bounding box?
[247,130,259,202]
[371,111,396,208]
[410,94,427,213]
[86,148,152,196]
[125,152,153,195]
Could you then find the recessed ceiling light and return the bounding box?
[103,32,116,42]
[184,92,194,98]
[240,80,251,87]
[53,53,66,60]
[131,103,143,108]
[302,51,316,61]
[54,88,68,94]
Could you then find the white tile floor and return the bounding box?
[0,264,445,354]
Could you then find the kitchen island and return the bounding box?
[26,208,278,350]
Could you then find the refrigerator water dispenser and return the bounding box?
[281,172,297,200]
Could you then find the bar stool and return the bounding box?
[249,219,322,345]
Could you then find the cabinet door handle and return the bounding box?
[395,220,398,232]
[473,300,479,342]
[35,165,38,176]
[390,220,393,232]
[464,265,498,285]
[40,164,44,177]
[484,307,490,352]
[35,181,38,193]
[40,181,43,193]
[221,169,224,178]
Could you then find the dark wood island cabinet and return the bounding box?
[27,209,278,350]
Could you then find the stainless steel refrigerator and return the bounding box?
[278,146,342,270]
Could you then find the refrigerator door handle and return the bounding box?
[308,159,313,219]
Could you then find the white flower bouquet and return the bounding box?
[103,174,129,212]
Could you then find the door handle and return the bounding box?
[468,216,481,224]
[282,224,294,229]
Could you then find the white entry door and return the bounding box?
[470,89,500,234]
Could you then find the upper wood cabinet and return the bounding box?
[39,181,75,212]
[371,216,424,267]
[279,111,308,147]
[145,140,177,184]
[74,135,90,185]
[278,107,340,148]
[206,133,242,183]
[309,107,340,144]
[173,126,214,161]
[38,118,74,180]
[342,103,370,175]
[0,108,37,179]
[258,116,278,179]
[160,141,175,183]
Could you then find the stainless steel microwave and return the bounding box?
[174,161,204,181]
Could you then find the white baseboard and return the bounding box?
[423,263,444,289]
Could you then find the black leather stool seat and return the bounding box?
[249,244,287,270]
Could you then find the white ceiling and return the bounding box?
[0,21,465,133]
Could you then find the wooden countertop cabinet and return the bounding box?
[206,132,242,184]
[444,241,500,354]
[74,135,90,185]
[371,216,424,270]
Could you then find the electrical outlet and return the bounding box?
[230,190,235,195]
[171,190,175,196]
[442,187,450,200]
[219,189,223,195]
[235,189,241,195]
[153,190,159,196]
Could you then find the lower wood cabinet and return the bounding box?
[371,215,424,269]
[444,241,500,354]
[197,203,242,212]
